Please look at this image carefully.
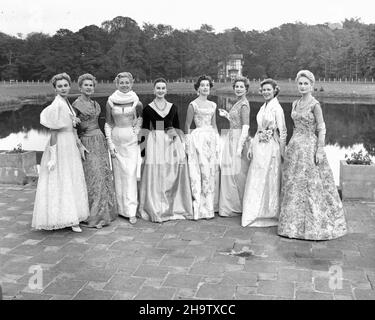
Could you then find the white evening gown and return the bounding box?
[242,97,287,227]
[32,95,89,230]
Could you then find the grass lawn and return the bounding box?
[1,80,375,109]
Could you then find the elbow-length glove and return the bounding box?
[184,133,191,154]
[47,144,57,171]
[104,123,116,156]
[247,138,254,160]
[315,122,326,165]
[133,117,143,135]
[218,109,230,121]
[236,125,249,156]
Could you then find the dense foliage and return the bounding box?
[1,16,374,81]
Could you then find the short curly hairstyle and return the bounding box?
[51,73,71,88]
[232,75,250,91]
[115,72,134,85]
[77,73,97,88]
[295,70,315,86]
[259,78,280,97]
[194,75,213,91]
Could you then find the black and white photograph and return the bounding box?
[0,0,375,305]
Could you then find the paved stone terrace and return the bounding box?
[1,184,375,300]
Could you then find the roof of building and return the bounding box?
[227,54,243,59]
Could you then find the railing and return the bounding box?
[2,78,375,85]
[0,79,198,85]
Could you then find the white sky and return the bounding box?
[0,0,374,37]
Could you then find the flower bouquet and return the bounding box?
[258,129,274,143]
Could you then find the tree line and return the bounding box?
[0,16,374,82]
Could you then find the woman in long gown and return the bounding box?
[218,76,251,217]
[104,72,142,224]
[242,79,287,227]
[184,75,220,219]
[72,73,117,228]
[138,78,193,222]
[278,70,347,240]
[32,73,89,232]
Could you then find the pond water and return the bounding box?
[0,93,374,185]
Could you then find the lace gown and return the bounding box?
[106,102,142,219]
[186,100,220,219]
[32,95,89,230]
[138,103,193,222]
[73,96,117,228]
[278,97,347,240]
[219,97,250,216]
[242,97,287,227]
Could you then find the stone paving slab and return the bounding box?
[196,283,236,299]
[134,286,177,300]
[42,277,87,296]
[257,280,295,299]
[1,184,375,300]
[74,288,115,300]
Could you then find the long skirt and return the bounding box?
[242,133,281,227]
[112,126,140,218]
[138,131,193,222]
[219,129,250,216]
[278,131,347,240]
[186,126,220,220]
[80,130,117,228]
[32,130,89,230]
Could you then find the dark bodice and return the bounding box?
[142,104,180,131]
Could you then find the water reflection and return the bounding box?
[217,95,375,150]
[1,93,374,185]
[0,129,50,152]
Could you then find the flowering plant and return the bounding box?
[345,150,372,165]
[258,129,274,143]
[6,143,24,154]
